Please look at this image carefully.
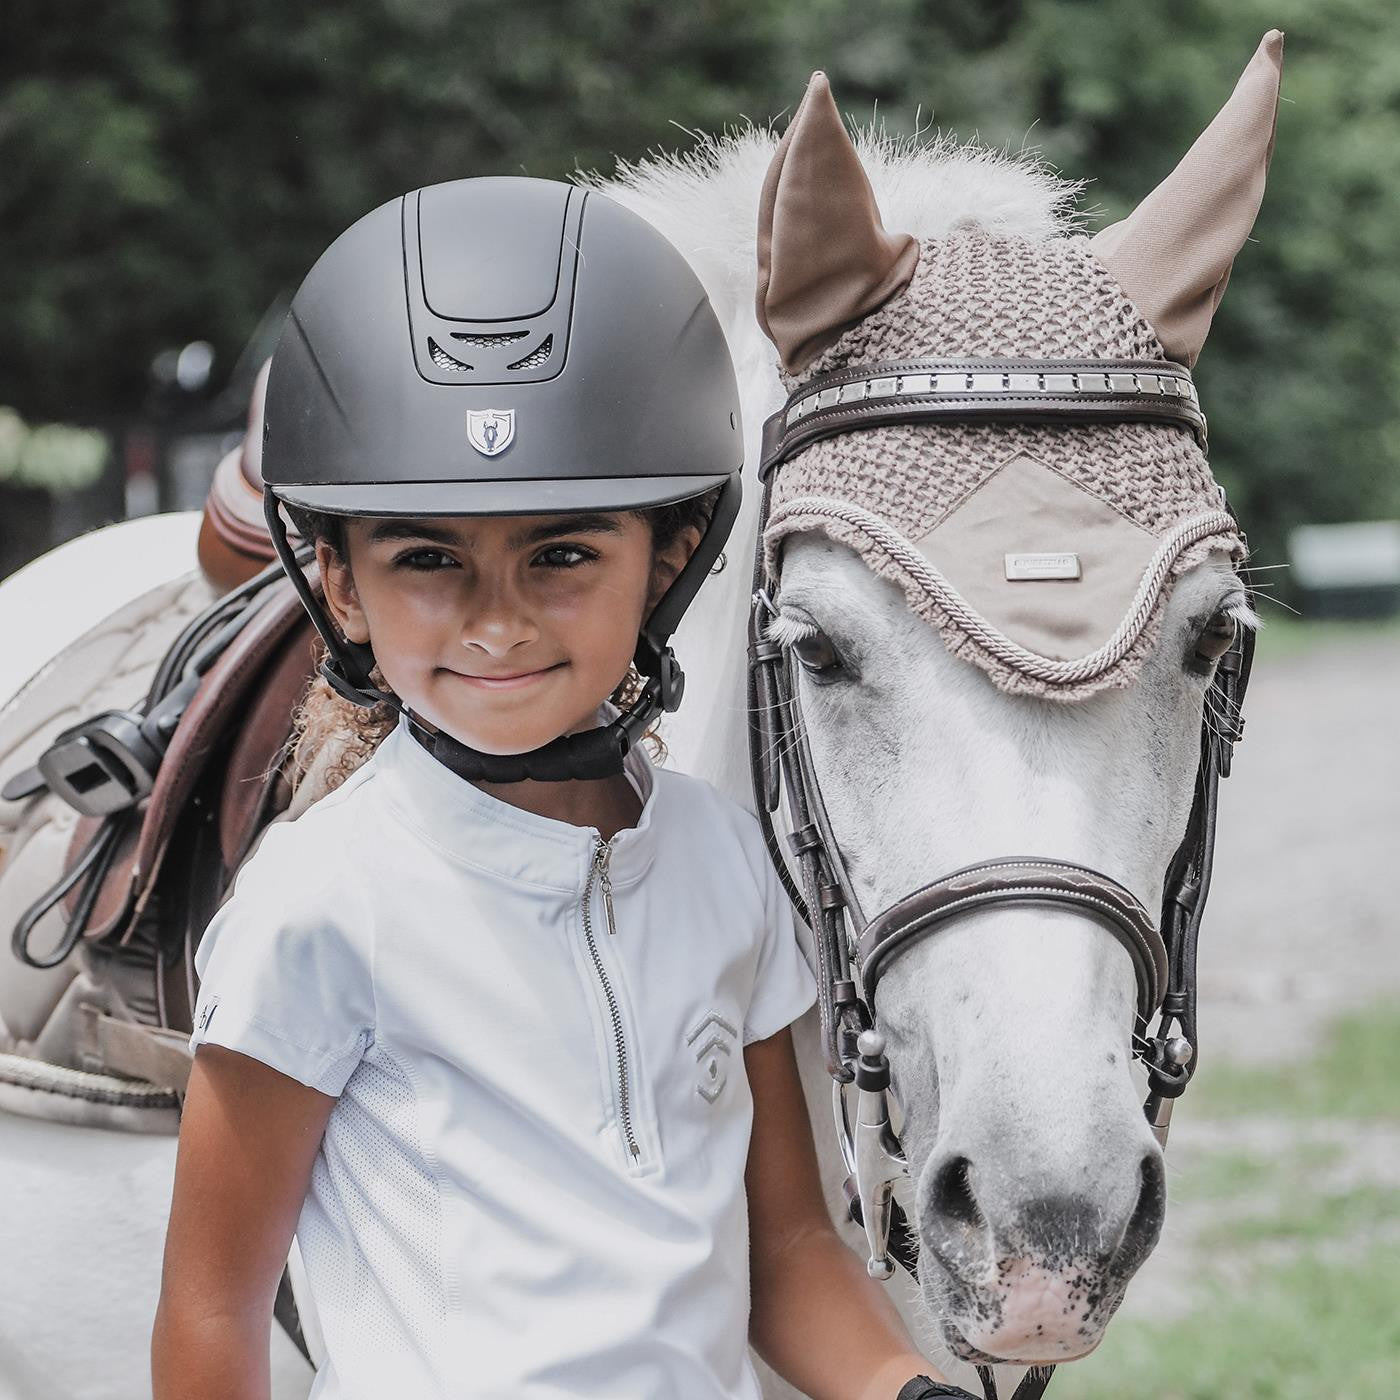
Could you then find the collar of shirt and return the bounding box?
[372,711,661,895]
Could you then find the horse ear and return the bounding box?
[1090,30,1284,368]
[756,71,919,374]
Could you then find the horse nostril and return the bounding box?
[1114,1150,1167,1271]
[919,1151,995,1284]
[931,1154,983,1230]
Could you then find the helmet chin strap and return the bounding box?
[403,666,666,784]
[263,489,704,784]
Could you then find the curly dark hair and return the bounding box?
[284,487,723,793]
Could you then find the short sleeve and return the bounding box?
[188,824,375,1096]
[742,853,818,1046]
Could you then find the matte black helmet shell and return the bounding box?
[262,175,742,516]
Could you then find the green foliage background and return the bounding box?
[3,0,1397,566]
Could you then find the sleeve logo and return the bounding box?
[685,1010,738,1104]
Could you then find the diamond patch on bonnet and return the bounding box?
[912,452,1157,662]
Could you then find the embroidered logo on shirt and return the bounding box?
[196,996,219,1033]
[686,1011,738,1104]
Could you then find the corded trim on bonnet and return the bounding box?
[762,494,1236,686]
[760,357,1207,480]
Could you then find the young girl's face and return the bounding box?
[317,512,695,755]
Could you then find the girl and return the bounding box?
[152,175,958,1400]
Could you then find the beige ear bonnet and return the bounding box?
[758,34,1283,702]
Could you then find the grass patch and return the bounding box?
[1058,1244,1400,1399]
[1173,1148,1278,1202]
[1056,1005,1400,1396]
[1194,1002,1400,1122]
[1199,1183,1400,1249]
[1172,1141,1342,1207]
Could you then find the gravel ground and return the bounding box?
[1117,624,1400,1324]
[1189,626,1400,1063]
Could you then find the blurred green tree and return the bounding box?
[2,0,1395,572]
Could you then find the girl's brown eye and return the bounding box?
[1194,611,1237,665]
[792,629,842,677]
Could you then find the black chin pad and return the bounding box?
[404,670,665,783]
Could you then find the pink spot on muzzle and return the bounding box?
[966,1259,1106,1362]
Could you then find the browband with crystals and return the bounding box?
[760,357,1207,478]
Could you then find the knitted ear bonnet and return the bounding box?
[757,36,1283,700]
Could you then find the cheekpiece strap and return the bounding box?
[760,357,1206,478]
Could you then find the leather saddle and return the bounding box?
[199,358,302,592]
[0,360,320,1103]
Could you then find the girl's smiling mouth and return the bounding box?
[443,662,567,690]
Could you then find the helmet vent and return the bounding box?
[450,330,528,347]
[427,338,474,372]
[507,335,553,371]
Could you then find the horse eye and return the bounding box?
[792,629,843,677]
[1193,611,1237,665]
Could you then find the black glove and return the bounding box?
[896,1376,981,1400]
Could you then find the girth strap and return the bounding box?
[77,1003,194,1097]
[858,858,1167,1023]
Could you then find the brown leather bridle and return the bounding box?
[746,357,1253,1400]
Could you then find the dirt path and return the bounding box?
[1192,627,1400,1061]
[1119,625,1400,1322]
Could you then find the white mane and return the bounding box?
[583,123,1086,382]
[581,125,1088,802]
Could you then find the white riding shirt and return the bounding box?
[187,716,817,1400]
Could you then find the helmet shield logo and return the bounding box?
[466,409,515,457]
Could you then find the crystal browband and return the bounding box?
[760,357,1207,478]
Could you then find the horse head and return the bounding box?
[746,34,1281,1367]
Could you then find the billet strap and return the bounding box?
[760,357,1206,478]
[858,858,1167,1024]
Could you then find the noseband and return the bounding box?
[747,358,1253,1400]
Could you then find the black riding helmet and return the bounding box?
[261,175,743,783]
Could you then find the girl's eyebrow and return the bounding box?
[365,515,624,549]
[367,520,460,545]
[508,514,623,548]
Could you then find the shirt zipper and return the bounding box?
[582,836,640,1161]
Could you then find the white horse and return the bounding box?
[0,40,1278,1397]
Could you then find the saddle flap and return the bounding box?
[218,618,319,873]
[62,579,314,945]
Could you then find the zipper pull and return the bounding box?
[596,839,618,937]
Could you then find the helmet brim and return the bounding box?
[271,474,729,517]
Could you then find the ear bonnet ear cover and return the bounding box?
[755,71,919,374]
[758,38,1282,700]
